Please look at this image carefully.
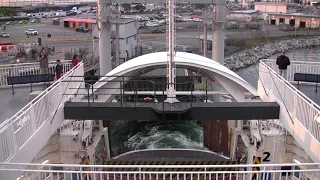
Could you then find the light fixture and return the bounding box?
[272,15,274,17]
[41,160,49,164]
[291,16,294,19]
[312,18,315,20]
[293,159,301,164]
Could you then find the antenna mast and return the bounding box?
[165,0,179,104]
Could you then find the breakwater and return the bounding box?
[225,36,320,70]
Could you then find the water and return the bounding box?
[109,46,320,157]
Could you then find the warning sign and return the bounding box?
[252,156,261,180]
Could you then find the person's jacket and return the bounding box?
[56,64,63,74]
[39,55,48,68]
[276,55,290,70]
[72,58,79,68]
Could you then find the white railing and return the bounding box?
[1,162,320,180]
[259,61,320,143]
[261,59,320,83]
[0,60,72,87]
[0,62,84,163]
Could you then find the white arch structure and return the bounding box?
[93,52,258,102]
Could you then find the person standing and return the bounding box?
[55,60,63,80]
[276,50,290,79]
[40,53,49,74]
[72,54,80,68]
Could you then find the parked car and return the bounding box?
[75,26,89,33]
[151,30,165,34]
[18,20,28,24]
[187,24,197,29]
[6,21,15,25]
[25,29,38,35]
[31,19,41,23]
[0,32,9,38]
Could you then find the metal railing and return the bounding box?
[261,59,320,83]
[64,75,217,109]
[1,162,319,180]
[0,62,84,163]
[0,59,98,87]
[0,60,72,87]
[259,60,320,143]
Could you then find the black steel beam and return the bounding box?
[64,101,280,121]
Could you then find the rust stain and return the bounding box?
[204,120,230,156]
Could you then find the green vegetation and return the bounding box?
[0,7,16,16]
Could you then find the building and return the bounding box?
[93,18,139,65]
[254,2,298,13]
[63,18,96,31]
[269,13,320,28]
[228,10,259,22]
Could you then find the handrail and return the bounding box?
[0,60,72,68]
[259,59,320,145]
[0,62,83,130]
[262,59,320,65]
[260,59,320,111]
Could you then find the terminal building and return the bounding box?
[269,13,320,28]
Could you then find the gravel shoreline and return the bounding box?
[225,36,320,70]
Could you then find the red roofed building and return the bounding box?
[63,18,96,31]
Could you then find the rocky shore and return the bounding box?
[224,36,320,70]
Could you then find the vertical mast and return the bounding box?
[165,0,179,104]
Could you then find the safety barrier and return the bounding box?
[10,37,91,43]
[0,60,72,87]
[259,60,320,163]
[104,161,239,171]
[261,59,320,83]
[0,62,84,163]
[0,162,319,180]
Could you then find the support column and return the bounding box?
[204,1,231,157]
[203,23,207,57]
[116,22,120,66]
[98,0,112,76]
[211,2,225,64]
[211,2,226,102]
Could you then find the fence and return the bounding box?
[0,162,319,180]
[0,60,72,87]
[262,59,320,83]
[259,60,320,144]
[0,62,84,163]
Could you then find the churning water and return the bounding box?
[109,47,320,157]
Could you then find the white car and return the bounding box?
[25,29,38,35]
[0,32,9,38]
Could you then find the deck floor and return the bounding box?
[1,69,320,123]
[0,85,46,123]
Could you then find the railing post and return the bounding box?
[205,78,208,102]
[91,75,94,103]
[134,80,137,108]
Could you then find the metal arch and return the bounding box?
[94,52,258,99]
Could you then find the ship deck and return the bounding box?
[1,72,320,123]
[0,85,47,123]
